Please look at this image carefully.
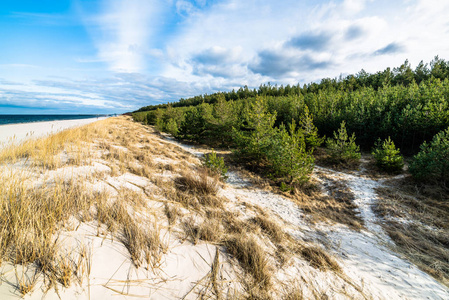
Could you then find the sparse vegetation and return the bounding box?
[298,246,341,272]
[225,234,272,289]
[294,177,364,229]
[375,178,449,286]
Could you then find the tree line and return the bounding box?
[133,57,449,185]
[136,56,449,114]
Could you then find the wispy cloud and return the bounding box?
[345,25,364,41]
[250,50,332,77]
[372,42,405,56]
[286,32,332,51]
[9,11,78,26]
[84,0,167,73]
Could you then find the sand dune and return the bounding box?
[0,116,448,299]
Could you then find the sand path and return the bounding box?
[165,137,449,299]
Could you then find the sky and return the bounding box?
[0,0,448,114]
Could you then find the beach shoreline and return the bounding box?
[0,117,108,149]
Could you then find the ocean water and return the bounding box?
[0,115,106,126]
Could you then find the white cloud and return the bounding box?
[87,0,167,73]
[159,0,449,86]
[4,0,449,113]
[341,0,367,15]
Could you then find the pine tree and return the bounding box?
[211,94,237,145]
[326,121,361,163]
[409,127,449,184]
[372,137,404,173]
[299,105,324,152]
[269,121,314,184]
[232,97,277,163]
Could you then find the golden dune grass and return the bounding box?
[0,116,347,299]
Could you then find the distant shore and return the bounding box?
[0,117,107,149]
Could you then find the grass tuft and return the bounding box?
[175,168,219,196]
[224,234,272,289]
[299,246,341,272]
[251,215,285,244]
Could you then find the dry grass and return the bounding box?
[298,246,341,272]
[250,215,285,244]
[293,178,364,230]
[15,267,39,296]
[0,174,111,291]
[182,217,201,245]
[183,218,224,244]
[96,195,166,269]
[175,168,219,196]
[182,215,223,243]
[0,117,175,294]
[164,203,181,227]
[0,116,348,298]
[0,176,98,266]
[281,282,304,300]
[375,177,449,286]
[224,234,272,289]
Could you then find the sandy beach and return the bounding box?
[0,117,107,149]
[0,116,447,299]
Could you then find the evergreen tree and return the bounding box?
[268,122,314,184]
[299,105,324,152]
[165,118,179,137]
[372,137,404,173]
[233,97,277,163]
[409,127,449,184]
[326,121,361,163]
[178,108,207,140]
[211,94,237,145]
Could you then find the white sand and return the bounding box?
[0,117,107,149]
[167,136,449,299]
[1,122,448,299]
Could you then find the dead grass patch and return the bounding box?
[298,246,341,272]
[281,282,304,300]
[224,234,272,289]
[164,203,181,227]
[15,267,39,296]
[375,177,449,286]
[250,215,285,244]
[96,195,166,269]
[197,219,224,243]
[293,178,364,230]
[175,168,219,196]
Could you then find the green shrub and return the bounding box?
[409,127,449,184]
[268,121,314,184]
[299,105,324,152]
[232,97,278,163]
[165,118,179,137]
[372,137,404,173]
[203,150,228,179]
[326,121,361,164]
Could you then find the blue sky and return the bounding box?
[0,0,448,114]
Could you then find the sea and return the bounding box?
[0,115,107,126]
